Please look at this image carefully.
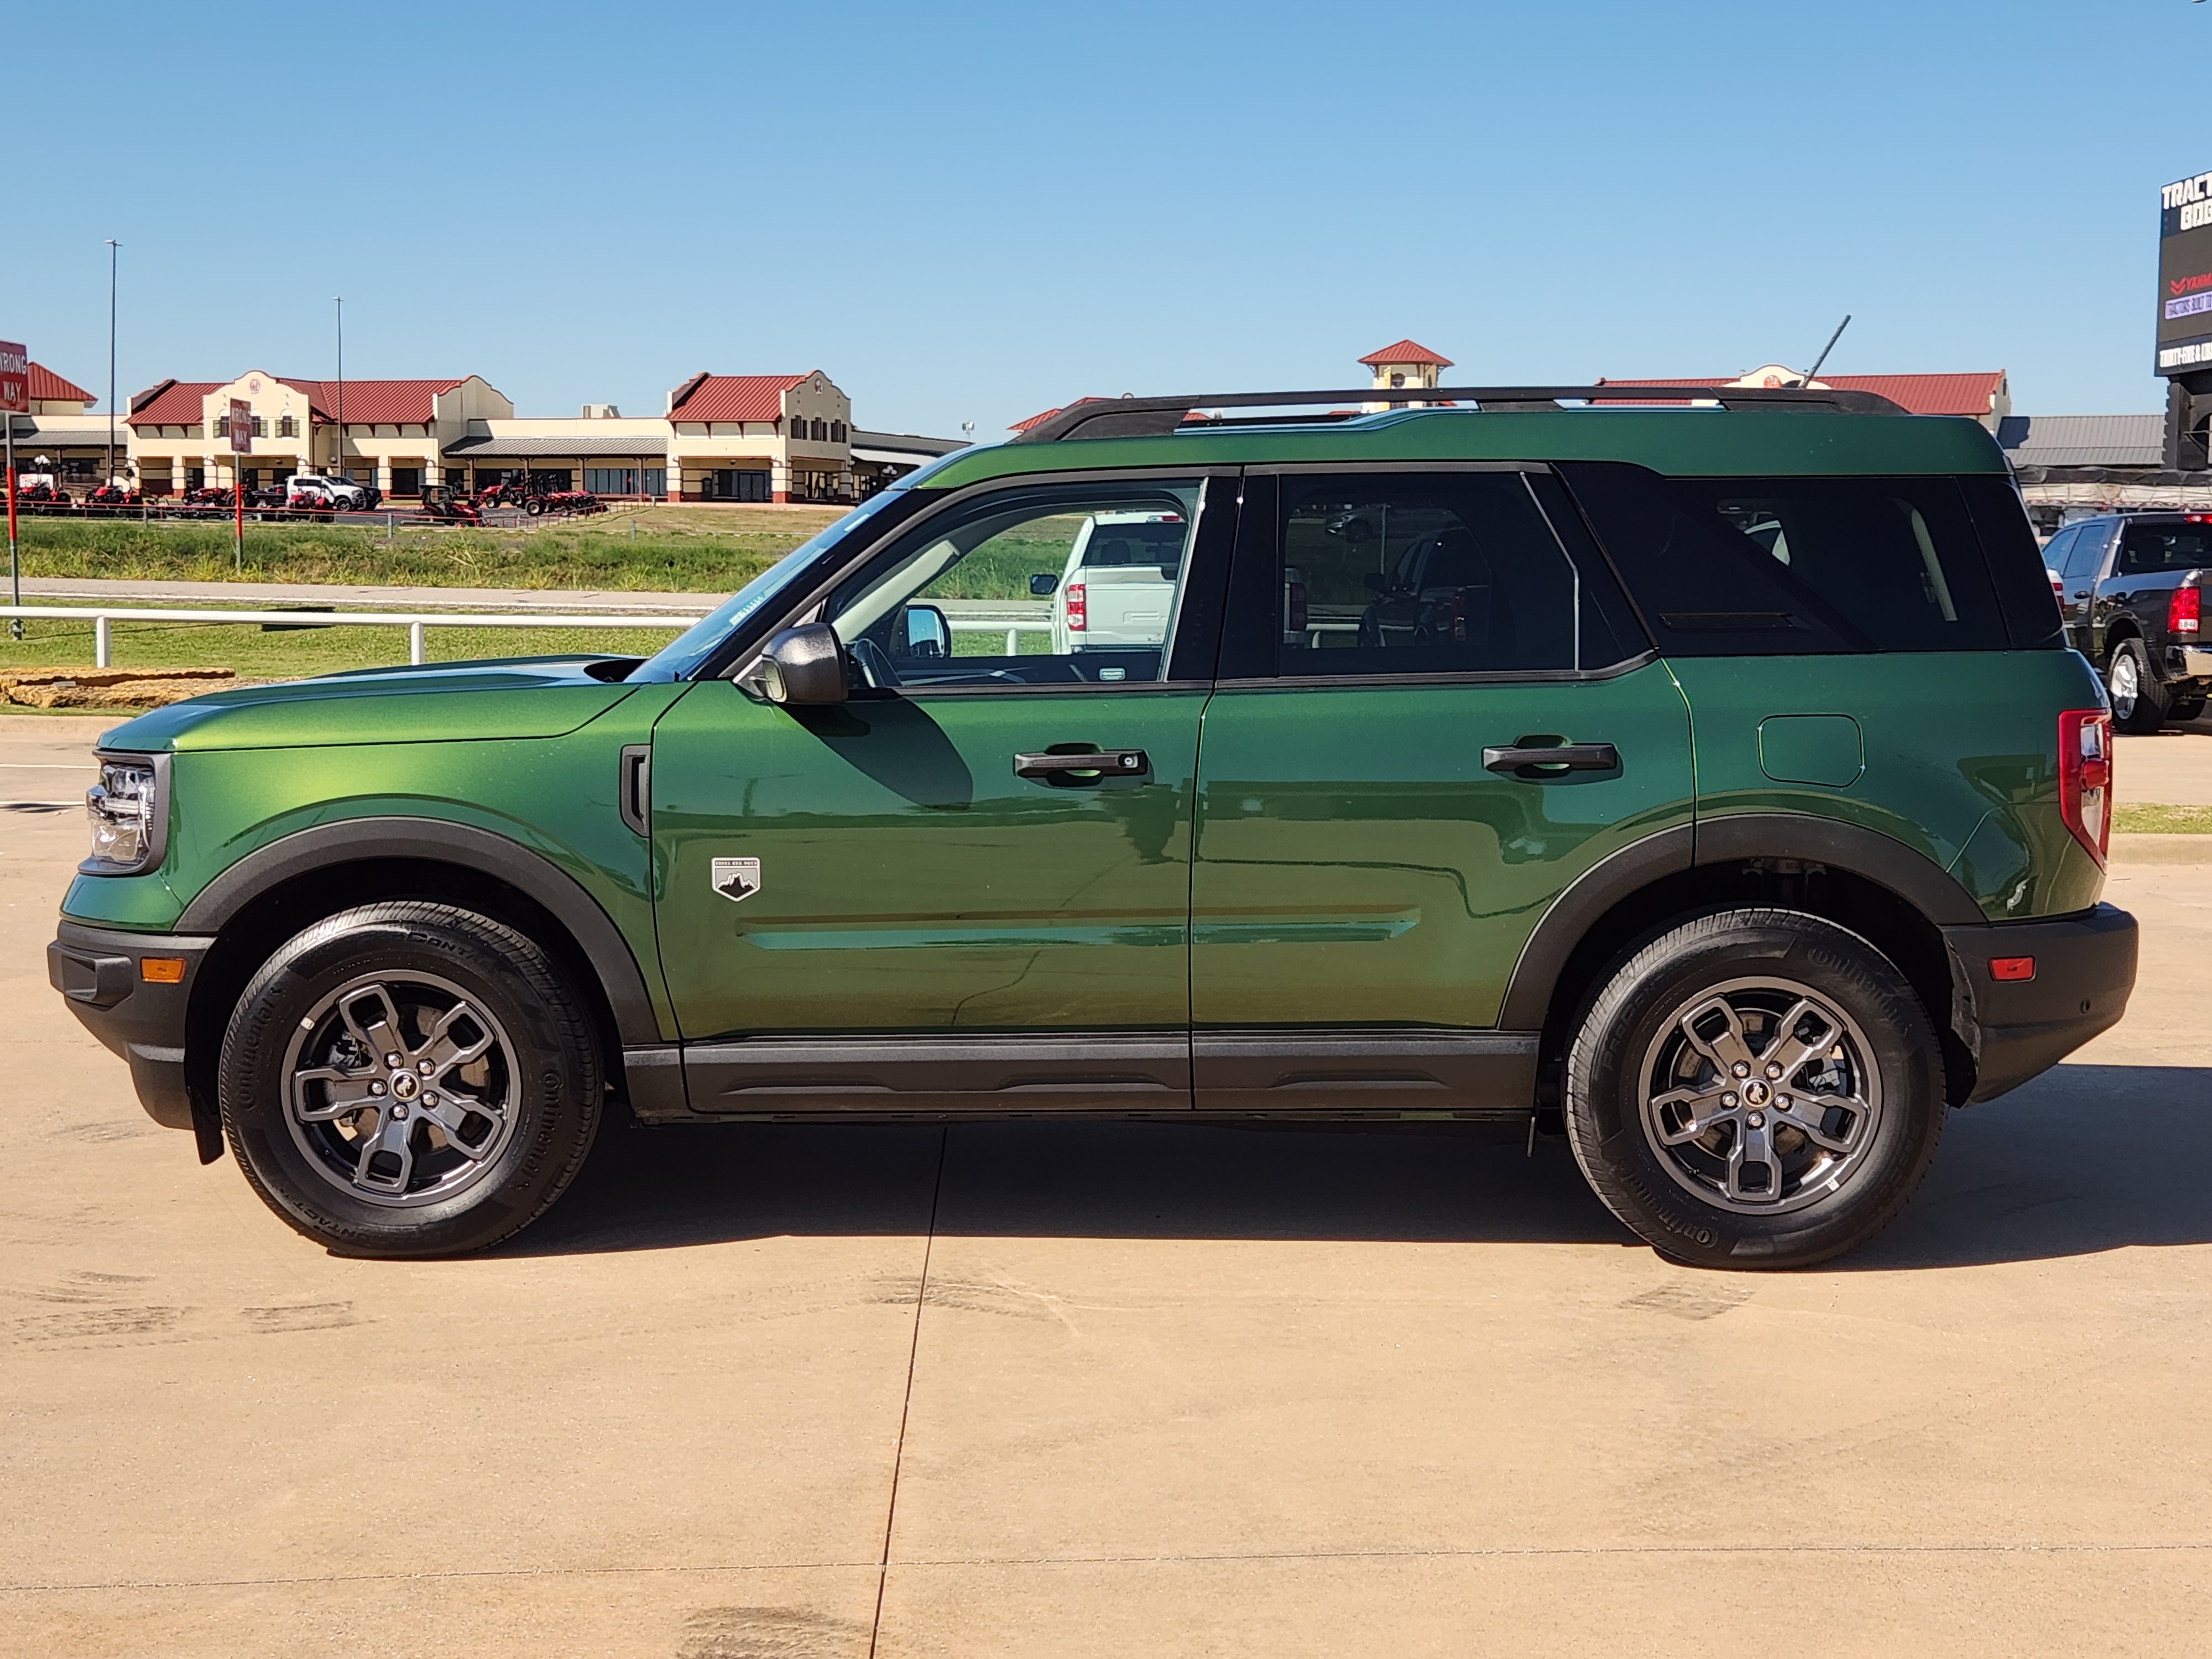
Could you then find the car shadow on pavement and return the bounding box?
[1841,1063,2212,1270]
[503,1063,2212,1267]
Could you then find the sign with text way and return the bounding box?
[0,342,26,415]
[227,398,252,454]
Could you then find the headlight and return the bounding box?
[82,754,168,875]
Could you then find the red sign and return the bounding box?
[0,341,26,415]
[227,397,252,454]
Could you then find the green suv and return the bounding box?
[48,385,2139,1267]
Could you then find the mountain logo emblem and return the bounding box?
[710,857,762,904]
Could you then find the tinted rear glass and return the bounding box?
[2117,520,2212,575]
[1558,463,2014,655]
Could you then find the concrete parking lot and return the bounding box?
[3,712,2209,1657]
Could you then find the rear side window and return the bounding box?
[1249,471,1636,679]
[1558,463,2016,654]
[2117,519,2212,575]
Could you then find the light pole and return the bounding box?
[105,240,120,488]
[332,296,344,479]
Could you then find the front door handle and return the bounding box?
[1014,749,1149,780]
[1483,742,1619,776]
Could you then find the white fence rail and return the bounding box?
[0,604,1051,667]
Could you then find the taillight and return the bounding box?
[2170,585,2201,635]
[1065,581,1087,632]
[1285,572,1308,634]
[2057,709,2112,867]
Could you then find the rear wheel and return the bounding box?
[1563,908,1944,1269]
[220,902,603,1256]
[2108,638,2169,734]
[2170,695,2206,723]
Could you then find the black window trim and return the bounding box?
[1220,459,1653,690]
[712,465,1244,693]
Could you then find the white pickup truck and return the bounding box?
[1043,510,1190,654]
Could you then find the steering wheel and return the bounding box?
[848,637,903,690]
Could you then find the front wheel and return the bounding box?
[220,902,603,1256]
[1563,908,1944,1269]
[2108,638,2169,734]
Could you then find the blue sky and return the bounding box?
[4,0,2199,436]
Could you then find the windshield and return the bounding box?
[628,488,916,681]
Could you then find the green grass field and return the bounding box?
[6,505,837,593]
[2113,801,2212,834]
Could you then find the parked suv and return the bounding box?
[284,473,379,513]
[49,384,2137,1267]
[2049,512,2211,731]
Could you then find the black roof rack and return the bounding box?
[1012,384,1909,444]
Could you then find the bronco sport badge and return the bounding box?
[710,857,762,904]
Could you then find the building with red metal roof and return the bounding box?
[1600,366,2011,429]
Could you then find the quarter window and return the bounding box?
[1560,465,2012,655]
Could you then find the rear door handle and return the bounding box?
[1483,742,1619,775]
[1014,749,1149,780]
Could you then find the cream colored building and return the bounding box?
[120,366,891,503]
[126,372,512,495]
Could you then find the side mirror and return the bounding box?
[752,622,847,706]
[1029,573,1060,597]
[1362,571,1386,594]
[900,603,951,660]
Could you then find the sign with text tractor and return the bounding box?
[2158,171,2212,374]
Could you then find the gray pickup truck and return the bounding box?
[2050,512,2211,731]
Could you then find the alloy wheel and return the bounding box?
[281,972,519,1207]
[1637,976,1884,1215]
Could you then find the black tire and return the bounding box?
[2107,638,2169,734]
[1563,907,1945,1270]
[219,902,602,1257]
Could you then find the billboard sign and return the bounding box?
[2158,172,2212,374]
[0,342,25,414]
[227,398,252,454]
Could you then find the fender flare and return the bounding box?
[175,817,661,1046]
[1498,813,1983,1031]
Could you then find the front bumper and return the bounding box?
[49,921,215,1133]
[1943,902,2137,1104]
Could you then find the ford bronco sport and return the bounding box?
[49,384,2138,1267]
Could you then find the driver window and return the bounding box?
[823,481,1200,689]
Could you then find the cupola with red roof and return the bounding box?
[1358,340,1453,393]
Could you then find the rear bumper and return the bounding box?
[2163,644,2212,679]
[48,921,214,1132]
[1943,902,2137,1104]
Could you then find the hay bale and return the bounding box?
[0,667,237,710]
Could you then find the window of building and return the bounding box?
[185,467,204,491]
[831,421,847,442]
[708,468,772,502]
[278,415,296,438]
[390,467,422,496]
[252,416,267,438]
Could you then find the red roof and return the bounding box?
[281,378,469,425]
[1358,339,1453,368]
[1600,372,2006,418]
[1009,397,1106,434]
[127,375,471,427]
[28,363,93,406]
[667,373,812,423]
[127,380,222,424]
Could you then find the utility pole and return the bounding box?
[332,296,345,480]
[106,239,120,488]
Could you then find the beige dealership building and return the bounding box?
[116,367,957,503]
